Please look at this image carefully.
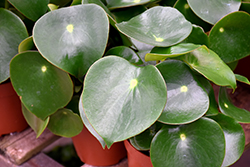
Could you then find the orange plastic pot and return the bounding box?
[72,126,127,166]
[0,82,28,136]
[124,140,153,167]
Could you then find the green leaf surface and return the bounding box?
[174,0,212,32]
[151,117,225,167]
[240,2,250,14]
[0,8,28,83]
[182,25,209,46]
[10,51,73,120]
[18,36,35,53]
[181,46,236,90]
[156,60,209,124]
[235,74,250,85]
[116,6,192,47]
[81,56,167,147]
[209,113,245,167]
[47,108,83,137]
[218,87,250,123]
[33,4,109,78]
[197,76,219,116]
[105,46,143,65]
[145,43,200,62]
[209,11,250,63]
[8,0,49,21]
[129,122,163,151]
[106,0,154,9]
[22,103,49,138]
[50,0,72,6]
[187,0,241,24]
[79,94,106,148]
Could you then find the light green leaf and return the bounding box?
[235,74,250,85]
[18,36,35,53]
[106,0,154,9]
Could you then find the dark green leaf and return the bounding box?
[81,56,167,147]
[33,4,109,78]
[116,6,192,47]
[151,117,225,167]
[157,60,209,124]
[48,108,83,137]
[10,51,73,120]
[181,45,236,90]
[218,87,250,123]
[8,0,49,21]
[105,46,143,65]
[187,0,241,24]
[106,0,154,9]
[182,25,209,46]
[145,43,200,61]
[240,2,250,14]
[209,113,245,167]
[0,8,28,83]
[209,11,250,63]
[18,36,35,53]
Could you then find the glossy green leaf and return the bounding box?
[33,4,109,78]
[197,76,219,116]
[10,51,73,120]
[8,0,49,21]
[181,45,236,90]
[0,8,28,83]
[145,43,201,62]
[116,6,192,47]
[187,0,241,24]
[129,122,163,151]
[50,0,72,6]
[47,108,83,137]
[156,60,209,124]
[218,87,250,123]
[209,113,245,167]
[240,2,250,14]
[81,56,167,147]
[18,36,35,53]
[174,0,212,32]
[105,46,143,65]
[22,103,49,138]
[106,0,154,9]
[235,74,250,85]
[182,25,209,46]
[79,95,106,148]
[209,12,250,63]
[151,117,225,167]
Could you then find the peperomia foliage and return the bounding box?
[1,0,250,166]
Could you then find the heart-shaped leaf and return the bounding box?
[47,108,83,137]
[22,103,49,138]
[0,8,28,83]
[218,87,250,123]
[209,113,245,167]
[151,117,225,167]
[8,0,49,21]
[105,46,143,65]
[156,60,209,124]
[81,56,167,147]
[18,36,36,53]
[174,0,212,32]
[106,0,153,9]
[145,43,201,62]
[10,51,73,120]
[235,74,250,85]
[187,0,241,24]
[181,45,236,90]
[209,11,250,63]
[33,4,109,79]
[116,6,192,47]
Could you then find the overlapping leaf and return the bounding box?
[81,56,167,147]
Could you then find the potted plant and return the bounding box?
[1,0,250,167]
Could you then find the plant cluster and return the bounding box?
[1,0,250,166]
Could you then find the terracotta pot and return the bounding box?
[72,126,127,166]
[0,82,28,136]
[124,140,153,167]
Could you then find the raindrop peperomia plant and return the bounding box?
[1,0,250,166]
